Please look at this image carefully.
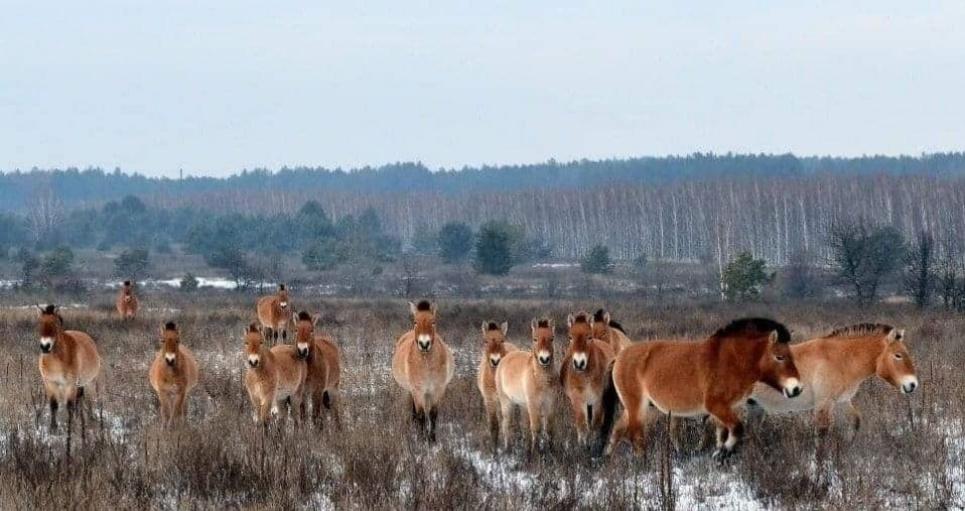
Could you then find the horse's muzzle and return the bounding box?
[418,340,431,352]
[248,359,259,368]
[901,377,919,394]
[40,344,52,354]
[297,346,309,358]
[538,355,551,366]
[489,358,500,368]
[783,384,802,398]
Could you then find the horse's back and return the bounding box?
[314,334,341,389]
[65,330,101,385]
[609,326,632,354]
[256,296,276,324]
[496,351,531,403]
[614,340,702,409]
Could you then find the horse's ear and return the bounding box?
[35,304,44,313]
[603,311,611,325]
[409,301,418,316]
[531,318,538,334]
[500,321,509,336]
[480,321,488,335]
[292,312,299,324]
[430,302,438,315]
[769,330,780,344]
[566,313,575,328]
[888,329,904,342]
[160,324,166,338]
[587,316,595,328]
[312,315,319,327]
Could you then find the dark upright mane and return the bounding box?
[485,321,500,331]
[415,300,432,312]
[278,284,286,291]
[164,321,177,331]
[714,317,790,344]
[297,311,312,322]
[593,308,627,334]
[536,318,551,328]
[247,323,260,333]
[571,312,589,324]
[43,304,56,315]
[823,323,895,339]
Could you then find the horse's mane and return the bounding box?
[571,311,590,324]
[593,309,626,334]
[485,321,500,331]
[535,318,552,329]
[415,300,432,312]
[822,323,894,339]
[247,323,260,333]
[164,321,177,331]
[43,304,56,315]
[297,311,312,322]
[278,284,286,291]
[123,280,132,287]
[714,317,790,344]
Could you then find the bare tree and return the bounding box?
[27,186,64,245]
[902,232,936,308]
[828,221,905,305]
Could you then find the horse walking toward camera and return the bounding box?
[746,323,918,438]
[561,312,617,449]
[495,318,559,452]
[36,304,101,432]
[606,317,802,460]
[477,320,518,443]
[393,300,454,441]
[116,280,139,320]
[243,323,306,425]
[258,284,291,345]
[292,311,342,427]
[592,309,632,354]
[149,322,199,427]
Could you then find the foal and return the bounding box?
[476,320,518,443]
[495,318,559,452]
[607,318,802,460]
[292,311,342,427]
[37,305,101,432]
[149,322,199,427]
[592,309,632,354]
[747,323,919,437]
[257,284,291,345]
[561,312,616,448]
[243,323,306,425]
[116,280,139,320]
[392,300,454,441]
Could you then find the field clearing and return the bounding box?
[0,293,962,509]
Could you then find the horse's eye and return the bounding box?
[894,353,903,360]
[775,355,786,362]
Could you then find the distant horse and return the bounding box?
[243,323,306,425]
[561,312,617,449]
[257,284,291,345]
[607,317,802,460]
[476,320,518,443]
[149,322,199,427]
[36,304,101,432]
[116,280,139,320]
[292,311,342,427]
[495,318,559,452]
[392,300,454,441]
[592,309,632,354]
[746,323,918,437]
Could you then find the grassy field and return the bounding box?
[0,292,961,509]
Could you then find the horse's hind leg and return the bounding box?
[49,398,59,432]
[605,410,629,456]
[708,406,743,461]
[325,390,342,430]
[428,405,439,443]
[499,399,514,451]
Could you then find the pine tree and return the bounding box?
[581,244,614,274]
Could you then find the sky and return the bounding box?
[1,1,963,178]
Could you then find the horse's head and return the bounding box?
[567,312,594,372]
[876,328,918,394]
[277,284,289,310]
[481,320,510,368]
[409,300,437,352]
[244,323,265,368]
[36,304,61,354]
[122,281,134,302]
[592,309,611,344]
[757,332,802,399]
[160,322,180,367]
[293,311,317,358]
[531,317,555,367]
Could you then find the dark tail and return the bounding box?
[596,362,620,456]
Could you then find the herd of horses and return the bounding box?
[33,283,920,461]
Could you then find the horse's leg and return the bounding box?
[814,401,833,438]
[326,390,342,430]
[412,392,428,436]
[708,405,742,461]
[483,395,500,445]
[309,389,322,425]
[499,399,514,451]
[605,409,629,456]
[49,397,59,432]
[669,415,684,452]
[569,394,589,446]
[281,328,287,344]
[526,401,542,453]
[428,402,439,443]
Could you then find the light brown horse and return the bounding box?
[149,322,199,427]
[393,300,454,441]
[257,284,291,345]
[747,323,918,437]
[116,280,139,320]
[243,323,306,425]
[606,318,802,460]
[292,311,342,427]
[476,320,518,443]
[592,309,632,354]
[495,318,559,452]
[561,312,617,449]
[36,304,101,432]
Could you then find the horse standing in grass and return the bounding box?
[393,300,454,442]
[149,322,199,427]
[592,309,632,354]
[495,318,559,452]
[606,317,802,460]
[746,323,918,438]
[476,320,518,443]
[37,304,101,432]
[257,284,291,345]
[561,312,617,449]
[292,311,342,427]
[243,323,306,425]
[116,280,139,320]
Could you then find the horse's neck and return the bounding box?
[817,337,880,379]
[53,330,74,358]
[713,337,767,381]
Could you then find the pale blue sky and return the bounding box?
[1,1,963,177]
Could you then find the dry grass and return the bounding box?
[0,293,962,509]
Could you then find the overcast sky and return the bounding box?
[1,1,963,177]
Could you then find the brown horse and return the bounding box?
[292,311,342,427]
[592,309,632,354]
[257,284,291,345]
[561,312,617,449]
[37,304,101,432]
[243,323,306,425]
[149,322,199,427]
[116,280,139,320]
[392,300,454,441]
[606,317,802,460]
[747,323,918,437]
[495,318,559,452]
[476,320,518,443]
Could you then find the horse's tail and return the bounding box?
[596,361,620,456]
